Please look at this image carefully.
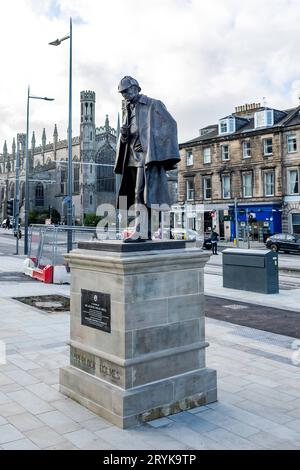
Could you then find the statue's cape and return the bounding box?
[114,94,180,174]
[114,94,180,209]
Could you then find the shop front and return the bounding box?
[229,203,282,242]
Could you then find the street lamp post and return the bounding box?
[14,136,21,255]
[49,17,73,252]
[24,87,54,256]
[234,197,239,247]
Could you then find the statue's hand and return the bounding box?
[120,125,129,142]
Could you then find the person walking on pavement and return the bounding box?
[211,227,219,255]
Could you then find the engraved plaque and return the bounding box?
[81,289,111,333]
[97,358,122,385]
[70,346,95,375]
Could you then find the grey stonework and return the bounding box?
[60,244,217,428]
[0,91,117,224]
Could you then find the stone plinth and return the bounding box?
[60,241,217,428]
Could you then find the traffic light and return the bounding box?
[7,199,14,217]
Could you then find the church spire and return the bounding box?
[53,123,58,139]
[31,131,36,149]
[105,115,110,132]
[12,138,16,157]
[3,140,7,157]
[42,128,46,148]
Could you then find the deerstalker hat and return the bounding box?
[118,76,141,93]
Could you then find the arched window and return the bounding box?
[73,166,80,193]
[20,183,25,204]
[96,147,115,193]
[90,194,93,205]
[35,183,44,207]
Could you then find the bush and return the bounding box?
[29,211,38,225]
[35,212,49,224]
[50,208,61,224]
[84,213,102,227]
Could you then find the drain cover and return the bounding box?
[223,304,249,310]
[35,301,64,308]
[13,295,70,313]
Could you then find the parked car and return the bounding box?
[1,218,11,229]
[265,233,300,253]
[202,237,212,250]
[171,228,202,241]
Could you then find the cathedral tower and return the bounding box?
[80,90,96,215]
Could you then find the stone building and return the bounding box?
[0,90,117,225]
[178,102,300,240]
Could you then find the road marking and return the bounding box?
[223,304,249,310]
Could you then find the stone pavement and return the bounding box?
[204,272,300,312]
[0,273,299,449]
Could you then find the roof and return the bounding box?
[180,105,300,147]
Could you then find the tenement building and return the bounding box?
[0,91,117,224]
[178,102,300,240]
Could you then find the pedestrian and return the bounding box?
[5,218,10,230]
[211,227,219,255]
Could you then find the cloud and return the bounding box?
[1,0,300,151]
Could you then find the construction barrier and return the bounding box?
[24,225,119,284]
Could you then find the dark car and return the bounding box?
[265,233,300,253]
[203,237,212,250]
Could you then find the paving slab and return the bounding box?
[0,270,299,449]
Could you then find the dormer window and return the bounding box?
[219,117,236,135]
[254,109,274,128]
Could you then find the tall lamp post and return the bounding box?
[24,87,54,256]
[49,17,73,252]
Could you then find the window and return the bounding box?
[61,169,66,194]
[203,147,211,164]
[220,120,228,134]
[254,109,274,128]
[219,117,235,135]
[186,151,193,166]
[203,177,211,200]
[90,194,93,205]
[243,141,251,158]
[186,179,195,200]
[35,183,44,207]
[97,164,115,192]
[74,166,80,193]
[292,214,300,234]
[264,171,275,196]
[242,173,252,198]
[288,169,299,194]
[222,175,230,199]
[263,138,273,156]
[287,234,296,241]
[221,145,230,161]
[287,134,297,153]
[90,164,93,174]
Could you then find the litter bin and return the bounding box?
[222,249,279,294]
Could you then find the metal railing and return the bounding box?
[29,224,120,269]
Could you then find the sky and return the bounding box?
[1,0,300,152]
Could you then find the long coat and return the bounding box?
[114,94,180,210]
